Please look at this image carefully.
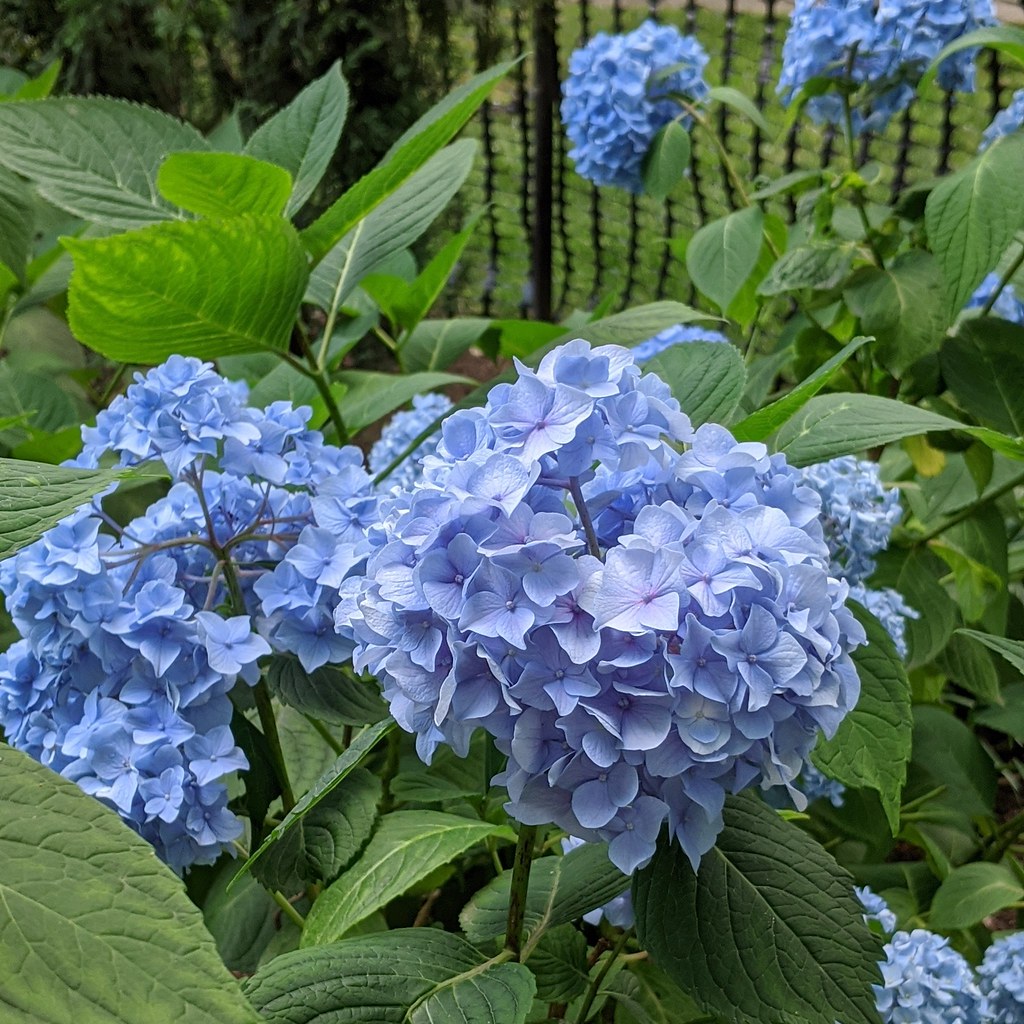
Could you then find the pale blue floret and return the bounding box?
[339,339,866,875]
[631,324,730,363]
[982,89,1024,149]
[561,20,710,193]
[369,392,454,491]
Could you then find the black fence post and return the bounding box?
[532,0,558,322]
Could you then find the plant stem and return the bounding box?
[272,890,306,930]
[504,824,538,960]
[293,325,349,442]
[254,678,296,813]
[979,243,1024,317]
[568,477,601,559]
[913,469,1024,545]
[305,714,344,755]
[986,808,1024,861]
[573,928,632,1024]
[840,89,883,267]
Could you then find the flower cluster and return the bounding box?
[778,0,997,133]
[0,357,377,871]
[631,324,730,364]
[561,20,709,193]
[370,392,454,491]
[982,90,1024,150]
[965,272,1024,326]
[858,889,991,1024]
[979,931,1024,1023]
[340,340,865,874]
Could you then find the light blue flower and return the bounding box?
[982,89,1024,149]
[631,324,730,363]
[561,20,709,193]
[978,931,1024,1023]
[965,271,1024,325]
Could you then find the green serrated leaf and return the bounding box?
[707,85,771,132]
[929,862,1024,930]
[646,341,746,426]
[0,459,134,561]
[244,929,534,1024]
[302,61,514,262]
[0,744,259,1024]
[233,717,394,888]
[333,369,469,435]
[942,318,1024,437]
[732,336,870,442]
[939,632,1001,704]
[303,811,508,945]
[530,924,590,1002]
[845,251,947,374]
[306,139,476,320]
[245,61,349,215]
[460,842,629,953]
[202,861,279,976]
[975,682,1024,742]
[0,363,77,441]
[642,120,691,201]
[266,655,389,727]
[957,629,1024,679]
[633,794,883,1024]
[157,151,293,218]
[0,165,33,279]
[0,97,208,227]
[398,316,492,373]
[812,603,912,834]
[774,394,965,466]
[758,241,857,297]
[686,206,764,312]
[65,215,309,361]
[925,134,1024,316]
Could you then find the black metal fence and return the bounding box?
[447,0,1024,321]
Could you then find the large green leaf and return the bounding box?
[302,810,508,945]
[0,165,33,279]
[633,794,883,1024]
[921,25,1024,88]
[0,744,259,1024]
[399,316,492,373]
[157,152,292,218]
[306,140,476,320]
[732,336,870,442]
[812,604,912,833]
[942,318,1024,436]
[957,629,1024,678]
[302,61,514,262]
[251,767,380,894]
[758,241,856,296]
[244,929,534,1024]
[266,655,388,727]
[646,341,746,427]
[0,363,77,437]
[774,394,964,466]
[686,206,764,313]
[0,459,132,561]
[929,862,1024,930]
[844,251,947,373]
[925,133,1024,315]
[529,925,590,1002]
[244,61,349,215]
[460,841,629,954]
[0,97,207,227]
[642,120,690,201]
[333,369,469,435]
[65,215,309,361]
[233,717,394,887]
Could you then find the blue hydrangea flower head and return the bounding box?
[979,931,1024,1024]
[965,272,1024,325]
[370,392,454,491]
[856,886,898,935]
[779,0,997,132]
[340,339,866,875]
[632,324,730,363]
[561,20,710,193]
[982,90,1024,150]
[1,357,380,872]
[875,929,989,1024]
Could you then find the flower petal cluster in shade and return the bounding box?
[1,357,378,871]
[631,324,730,363]
[339,340,865,874]
[966,272,1024,326]
[561,20,709,193]
[857,888,991,1024]
[369,392,454,491]
[982,89,1024,150]
[778,0,996,133]
[979,931,1024,1023]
